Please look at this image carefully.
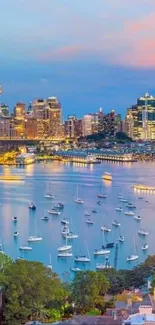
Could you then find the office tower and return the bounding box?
[25,113,37,139]
[32,99,46,138]
[64,115,77,139]
[82,115,93,136]
[14,102,26,138]
[0,104,10,116]
[46,97,63,139]
[125,92,155,140]
[0,115,11,138]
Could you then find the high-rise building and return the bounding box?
[82,115,93,136]
[0,104,10,116]
[46,97,63,139]
[25,113,37,139]
[0,116,11,138]
[125,92,155,140]
[14,102,26,138]
[64,115,76,139]
[32,99,46,138]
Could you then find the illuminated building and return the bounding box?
[82,115,93,136]
[32,99,46,138]
[25,113,37,139]
[126,92,155,140]
[0,104,9,116]
[46,97,63,139]
[14,102,26,138]
[0,116,11,138]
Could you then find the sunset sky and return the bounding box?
[0,0,155,117]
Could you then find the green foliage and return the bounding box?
[71,271,109,313]
[0,260,68,325]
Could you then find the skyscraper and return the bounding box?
[14,102,26,138]
[46,97,63,139]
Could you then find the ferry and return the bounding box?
[102,172,112,181]
[132,184,155,192]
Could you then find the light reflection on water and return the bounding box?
[0,160,155,278]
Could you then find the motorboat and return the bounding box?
[13,231,19,238]
[74,255,90,263]
[101,226,111,232]
[102,172,112,181]
[142,243,148,250]
[44,194,54,199]
[127,255,138,261]
[138,229,149,236]
[117,194,123,199]
[112,220,120,226]
[119,235,124,242]
[53,203,64,209]
[85,211,91,216]
[134,215,141,221]
[19,246,32,251]
[126,203,136,209]
[29,202,36,210]
[115,207,122,212]
[61,225,69,236]
[94,249,110,256]
[61,218,69,225]
[92,209,97,213]
[96,263,112,270]
[97,193,106,199]
[70,267,82,272]
[102,242,114,249]
[12,216,17,222]
[85,219,94,225]
[28,236,42,242]
[58,252,73,257]
[125,211,134,216]
[65,232,78,239]
[48,209,60,215]
[41,215,49,221]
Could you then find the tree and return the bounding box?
[71,271,109,313]
[1,260,68,325]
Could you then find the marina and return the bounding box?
[0,160,155,278]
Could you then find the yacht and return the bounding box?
[19,246,32,251]
[12,216,17,222]
[142,243,148,250]
[29,202,36,210]
[120,199,128,203]
[74,255,90,263]
[138,229,149,236]
[70,267,82,272]
[112,220,120,227]
[85,211,91,216]
[101,226,111,232]
[85,219,94,225]
[102,172,112,181]
[61,225,69,236]
[13,231,19,238]
[57,237,72,252]
[94,249,110,256]
[125,211,134,216]
[48,209,60,215]
[127,255,139,261]
[134,215,141,221]
[28,236,42,242]
[58,252,73,258]
[97,193,106,199]
[44,194,54,199]
[119,235,124,242]
[74,184,84,204]
[53,203,64,210]
[126,203,136,209]
[65,232,78,239]
[115,207,122,212]
[61,218,69,225]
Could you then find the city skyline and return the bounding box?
[1,0,155,116]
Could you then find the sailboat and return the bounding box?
[94,231,111,255]
[44,182,54,199]
[84,210,91,216]
[57,237,72,252]
[0,243,5,254]
[85,218,94,225]
[61,225,70,236]
[19,246,32,251]
[74,184,84,204]
[138,229,149,236]
[97,186,107,199]
[125,211,134,216]
[41,210,50,220]
[47,254,52,270]
[48,208,60,215]
[61,218,70,225]
[142,243,148,251]
[74,242,90,262]
[101,225,111,232]
[70,266,82,272]
[28,218,42,242]
[13,231,19,238]
[127,239,138,261]
[58,252,73,257]
[118,227,124,242]
[96,255,112,270]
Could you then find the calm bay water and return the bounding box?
[0,160,155,280]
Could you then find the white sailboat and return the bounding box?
[84,210,91,216]
[74,184,84,204]
[134,215,141,221]
[115,207,122,212]
[94,248,110,256]
[47,254,52,270]
[112,220,120,227]
[85,218,94,225]
[101,225,111,232]
[48,209,60,215]
[44,182,54,199]
[65,232,78,239]
[138,229,149,236]
[58,252,73,258]
[28,218,42,242]
[13,231,19,238]
[96,255,112,270]
[142,243,148,251]
[61,218,70,225]
[57,237,72,252]
[127,239,138,261]
[70,267,82,272]
[41,210,50,220]
[125,211,134,216]
[61,225,70,236]
[75,242,90,263]
[97,186,107,199]
[118,227,124,242]
[126,203,136,209]
[19,246,32,251]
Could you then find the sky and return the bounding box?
[0,0,155,118]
